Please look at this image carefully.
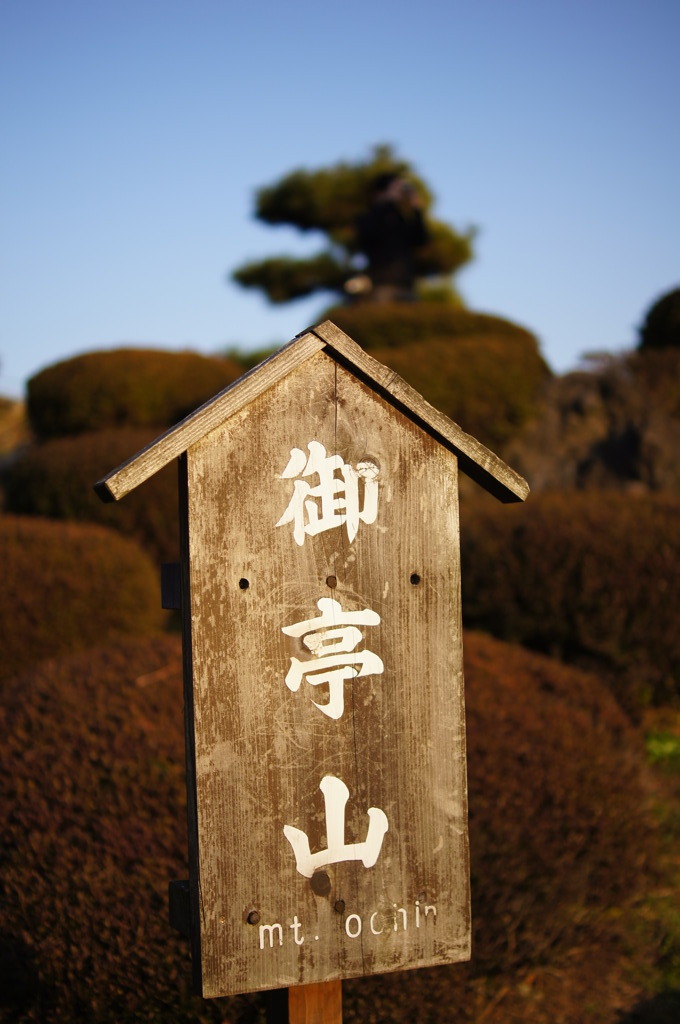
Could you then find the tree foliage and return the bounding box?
[232,145,475,304]
[638,285,680,350]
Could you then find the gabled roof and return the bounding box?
[95,320,529,504]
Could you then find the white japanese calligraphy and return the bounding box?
[283,775,389,878]
[282,597,384,719]
[276,441,379,546]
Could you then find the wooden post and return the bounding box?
[265,981,341,1023]
[289,981,342,1024]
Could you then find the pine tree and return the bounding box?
[231,145,475,305]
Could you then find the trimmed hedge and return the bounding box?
[3,429,179,563]
[0,632,654,1021]
[326,302,546,353]
[460,492,680,708]
[27,348,243,439]
[325,304,550,450]
[0,516,165,681]
[462,632,652,973]
[503,347,680,494]
[372,334,548,450]
[0,636,244,1024]
[0,397,30,460]
[628,346,680,420]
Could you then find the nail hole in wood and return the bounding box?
[334,899,345,914]
[410,573,421,585]
[247,910,260,925]
[239,578,250,590]
[311,871,331,896]
[326,575,337,589]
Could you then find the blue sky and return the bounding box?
[2,0,678,397]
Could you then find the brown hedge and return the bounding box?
[349,635,656,1020]
[324,305,550,450]
[27,348,243,439]
[3,429,179,564]
[460,491,680,708]
[0,636,250,1024]
[373,333,548,449]
[462,632,652,973]
[326,302,548,354]
[0,632,654,1022]
[627,346,680,420]
[0,516,166,682]
[503,347,680,494]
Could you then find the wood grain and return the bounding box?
[181,351,471,997]
[288,980,342,1024]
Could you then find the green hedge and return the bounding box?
[0,632,654,1021]
[460,491,680,709]
[3,429,179,563]
[27,347,243,439]
[0,516,166,681]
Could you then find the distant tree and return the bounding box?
[231,145,475,306]
[638,286,680,350]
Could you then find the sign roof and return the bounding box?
[95,320,529,505]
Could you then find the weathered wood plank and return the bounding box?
[289,980,342,1024]
[182,351,470,997]
[178,452,204,995]
[94,330,326,502]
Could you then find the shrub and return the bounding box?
[460,492,680,708]
[3,429,179,563]
[628,347,680,420]
[0,632,654,1022]
[27,348,243,439]
[462,632,653,973]
[325,305,550,450]
[0,516,166,681]
[0,397,30,461]
[0,636,256,1024]
[638,286,680,351]
[347,635,655,1019]
[504,348,680,494]
[373,334,548,449]
[326,302,546,354]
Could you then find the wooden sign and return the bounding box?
[97,321,528,999]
